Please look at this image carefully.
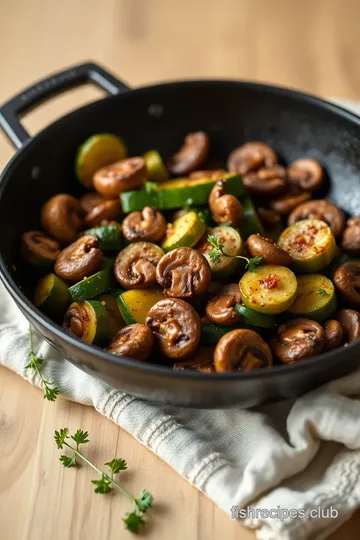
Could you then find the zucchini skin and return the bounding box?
[288,274,337,322]
[82,224,122,251]
[118,288,165,324]
[143,150,168,182]
[34,273,71,319]
[68,269,113,302]
[200,322,251,345]
[239,196,264,239]
[162,211,206,252]
[234,304,276,328]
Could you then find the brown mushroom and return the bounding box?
[227,142,278,175]
[323,319,344,352]
[333,262,360,308]
[205,284,241,326]
[41,194,84,244]
[167,131,210,176]
[246,234,293,266]
[271,318,324,364]
[341,217,360,256]
[146,298,201,359]
[84,199,122,227]
[287,158,324,191]
[243,165,287,196]
[156,247,211,298]
[189,169,227,180]
[214,329,272,373]
[22,231,60,265]
[114,242,163,289]
[173,347,215,373]
[334,309,360,343]
[288,200,345,238]
[93,157,147,197]
[122,207,167,243]
[257,207,282,229]
[54,235,103,282]
[79,192,110,214]
[107,324,154,361]
[63,302,96,342]
[208,179,243,227]
[269,189,311,215]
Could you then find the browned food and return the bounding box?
[41,194,84,244]
[107,324,154,360]
[93,157,147,197]
[167,131,210,176]
[243,165,286,196]
[208,179,243,227]
[114,242,163,289]
[341,217,360,256]
[246,234,293,266]
[270,189,311,215]
[189,169,226,180]
[334,309,360,343]
[271,318,324,364]
[227,142,278,175]
[323,319,344,352]
[214,329,272,372]
[146,298,201,359]
[84,199,121,227]
[287,158,324,191]
[22,231,60,263]
[288,200,345,238]
[79,192,111,214]
[156,247,211,297]
[333,262,360,308]
[257,207,282,229]
[205,283,241,326]
[54,235,103,282]
[122,207,167,243]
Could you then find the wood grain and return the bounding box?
[1,0,360,538]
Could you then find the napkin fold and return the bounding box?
[2,100,360,540]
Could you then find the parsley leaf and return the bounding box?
[71,429,90,447]
[123,512,145,533]
[91,474,112,494]
[318,288,330,297]
[60,454,77,468]
[54,428,70,449]
[206,234,263,272]
[105,458,127,475]
[26,326,60,401]
[134,490,153,513]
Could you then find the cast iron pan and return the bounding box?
[0,62,360,408]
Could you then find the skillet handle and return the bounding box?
[0,62,129,150]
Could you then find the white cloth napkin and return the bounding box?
[2,100,360,540]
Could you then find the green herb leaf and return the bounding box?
[247,255,263,273]
[318,288,330,297]
[123,512,145,533]
[105,458,127,475]
[54,428,70,449]
[44,384,60,402]
[91,474,112,494]
[134,490,153,513]
[71,429,90,447]
[26,326,59,402]
[206,234,263,272]
[60,454,77,468]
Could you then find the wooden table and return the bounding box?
[1,1,360,538]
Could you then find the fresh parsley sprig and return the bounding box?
[25,326,59,401]
[54,428,153,533]
[207,234,263,272]
[318,288,330,297]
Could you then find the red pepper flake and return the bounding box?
[259,274,279,290]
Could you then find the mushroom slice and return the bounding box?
[205,284,241,326]
[333,262,360,309]
[288,200,345,238]
[209,179,243,227]
[287,158,324,191]
[246,234,293,266]
[22,231,60,266]
[122,207,167,243]
[93,157,147,197]
[334,309,360,343]
[54,235,103,282]
[85,199,121,227]
[214,329,272,372]
[41,194,84,244]
[167,132,210,176]
[114,242,164,289]
[227,142,278,175]
[271,318,324,364]
[107,324,154,361]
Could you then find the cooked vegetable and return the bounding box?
[271,318,325,364]
[97,293,124,337]
[323,320,344,352]
[234,304,276,328]
[246,234,292,266]
[68,268,113,302]
[341,217,360,256]
[270,189,311,215]
[63,300,110,344]
[287,158,324,191]
[84,199,121,228]
[173,348,215,373]
[41,194,84,244]
[214,329,272,372]
[162,211,206,252]
[76,133,127,189]
[22,231,60,271]
[243,165,286,196]
[122,207,167,244]
[209,179,243,227]
[189,169,226,180]
[114,242,164,289]
[239,264,298,315]
[34,273,70,318]
[238,196,264,239]
[107,324,154,360]
[167,131,209,176]
[257,207,283,242]
[120,173,245,212]
[143,150,168,181]
[79,192,110,214]
[227,142,278,175]
[93,157,147,197]
[278,219,337,273]
[198,226,243,278]
[118,288,165,324]
[288,274,336,322]
[334,309,360,343]
[333,262,360,308]
[288,200,345,238]
[55,235,103,283]
[82,223,122,251]
[200,322,246,345]
[205,284,241,326]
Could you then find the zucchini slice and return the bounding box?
[199,226,243,278]
[200,322,252,345]
[34,273,71,319]
[278,219,337,273]
[162,211,206,252]
[68,268,113,302]
[234,304,276,328]
[64,300,109,344]
[97,293,125,337]
[83,223,122,251]
[118,288,165,324]
[239,196,264,239]
[120,173,245,212]
[143,150,168,182]
[239,264,298,314]
[75,133,127,189]
[288,274,337,322]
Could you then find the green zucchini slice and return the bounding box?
[83,223,122,251]
[239,264,298,314]
[239,196,265,239]
[162,211,206,252]
[288,274,337,322]
[199,226,243,278]
[68,268,113,302]
[234,304,276,328]
[278,219,337,273]
[118,288,165,324]
[97,293,125,337]
[143,150,168,182]
[34,273,71,319]
[76,133,127,189]
[64,300,109,344]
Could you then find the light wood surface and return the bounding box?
[1,0,360,538]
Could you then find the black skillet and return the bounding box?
[0,61,359,408]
